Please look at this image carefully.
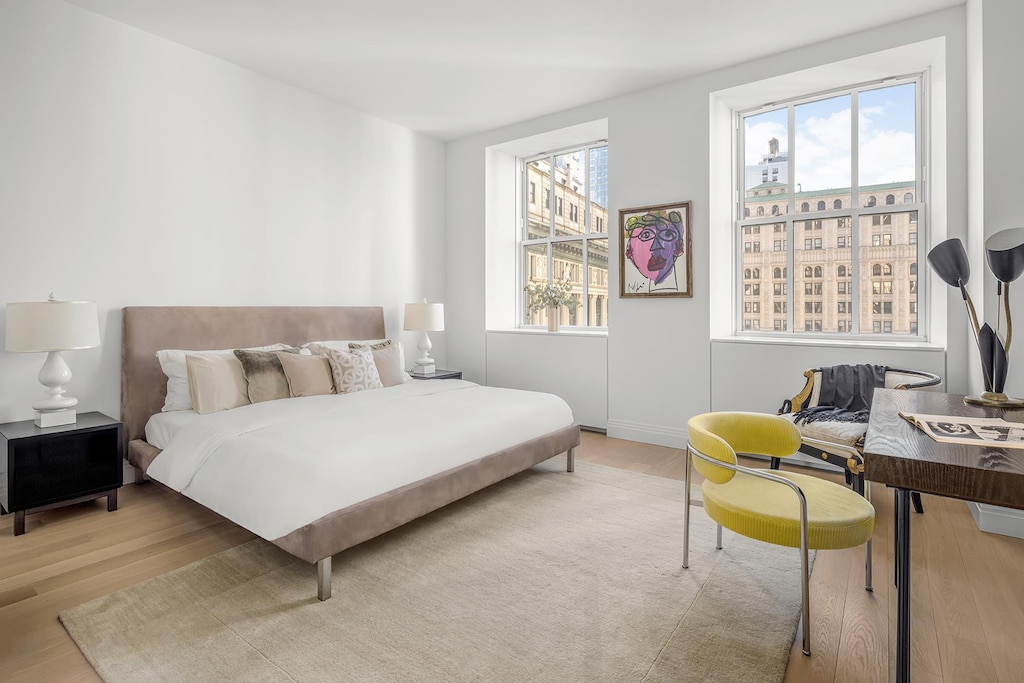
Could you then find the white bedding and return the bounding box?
[146,380,574,541]
[145,410,203,450]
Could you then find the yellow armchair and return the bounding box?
[684,412,875,656]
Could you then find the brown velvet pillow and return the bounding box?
[233,347,300,403]
[278,352,336,397]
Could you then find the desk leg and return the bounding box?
[895,487,912,683]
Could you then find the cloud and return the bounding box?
[744,119,787,165]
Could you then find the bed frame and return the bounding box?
[120,306,579,600]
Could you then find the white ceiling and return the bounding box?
[64,0,962,141]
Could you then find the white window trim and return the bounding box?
[518,140,609,330]
[708,38,949,350]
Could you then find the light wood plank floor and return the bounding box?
[1,430,1021,682]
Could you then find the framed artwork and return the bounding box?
[619,200,692,298]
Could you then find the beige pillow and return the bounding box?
[234,348,300,403]
[185,353,251,415]
[279,352,335,397]
[349,340,404,387]
[324,346,384,394]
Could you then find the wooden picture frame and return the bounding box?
[619,201,692,298]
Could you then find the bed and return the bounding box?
[121,306,580,600]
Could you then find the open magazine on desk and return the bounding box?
[899,412,1024,449]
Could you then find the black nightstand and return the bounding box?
[410,369,462,380]
[0,412,123,536]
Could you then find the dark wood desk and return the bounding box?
[863,389,1024,682]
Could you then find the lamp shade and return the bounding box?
[403,302,444,332]
[6,297,100,352]
[927,238,971,287]
[985,227,1024,284]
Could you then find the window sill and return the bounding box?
[712,334,944,352]
[487,328,608,338]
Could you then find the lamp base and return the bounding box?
[35,408,77,428]
[412,361,436,375]
[964,392,1024,409]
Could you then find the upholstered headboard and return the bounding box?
[120,306,386,444]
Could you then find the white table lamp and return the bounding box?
[6,293,101,427]
[403,300,444,375]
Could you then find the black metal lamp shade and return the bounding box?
[927,238,971,287]
[985,227,1024,283]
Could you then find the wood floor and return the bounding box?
[1,430,1022,682]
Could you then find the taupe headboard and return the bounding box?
[121,306,386,444]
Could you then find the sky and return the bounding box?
[744,82,916,192]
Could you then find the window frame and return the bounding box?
[733,74,927,340]
[519,140,609,329]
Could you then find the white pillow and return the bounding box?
[156,343,290,412]
[323,346,384,394]
[303,339,411,382]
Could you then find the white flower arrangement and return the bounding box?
[524,280,574,314]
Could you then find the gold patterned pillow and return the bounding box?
[348,340,404,387]
[324,346,384,393]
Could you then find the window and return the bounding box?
[737,77,923,337]
[521,142,608,328]
[771,205,779,215]
[773,267,783,279]
[774,302,787,313]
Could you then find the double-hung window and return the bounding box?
[735,76,925,338]
[520,142,609,328]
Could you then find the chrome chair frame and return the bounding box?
[683,441,873,657]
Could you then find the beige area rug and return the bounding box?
[60,461,811,682]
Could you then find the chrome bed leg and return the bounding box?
[566,447,575,473]
[317,557,332,601]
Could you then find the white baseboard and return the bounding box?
[967,502,1024,539]
[606,420,687,449]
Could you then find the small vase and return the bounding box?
[546,306,559,332]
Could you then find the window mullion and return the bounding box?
[850,90,860,334]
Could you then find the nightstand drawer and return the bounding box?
[10,428,122,510]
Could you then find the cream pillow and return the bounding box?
[324,346,383,394]
[348,341,404,387]
[156,343,290,411]
[234,348,300,403]
[304,339,410,381]
[185,353,251,415]
[279,352,336,397]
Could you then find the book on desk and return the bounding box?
[899,411,1024,448]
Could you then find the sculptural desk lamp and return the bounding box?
[5,293,101,426]
[927,228,1024,407]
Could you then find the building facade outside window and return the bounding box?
[736,76,924,337]
[521,142,609,328]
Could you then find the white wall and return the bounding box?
[0,0,447,424]
[446,7,968,447]
[976,0,1024,398]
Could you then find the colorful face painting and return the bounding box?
[625,211,685,285]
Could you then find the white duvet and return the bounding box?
[146,380,574,541]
